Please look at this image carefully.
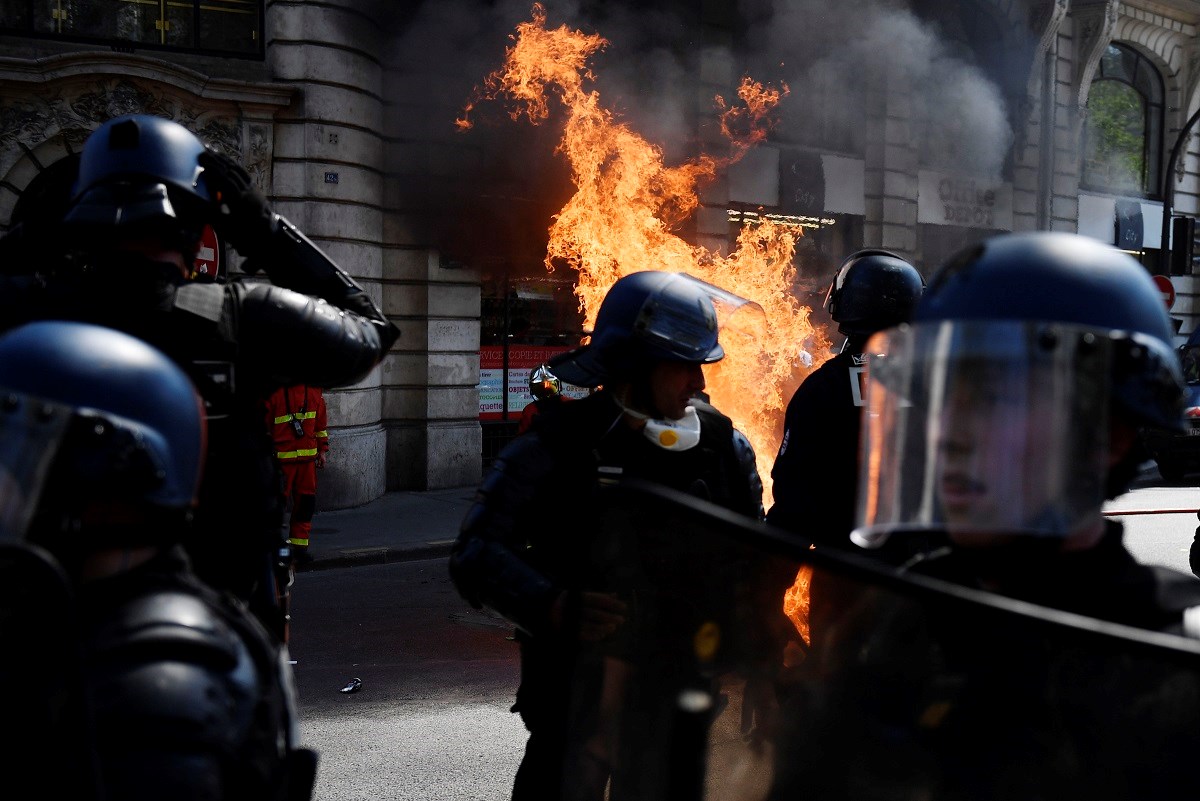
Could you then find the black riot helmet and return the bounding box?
[853,231,1185,547]
[825,249,924,337]
[550,271,758,388]
[0,321,206,550]
[63,115,212,249]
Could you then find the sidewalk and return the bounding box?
[294,463,1170,572]
[298,486,478,571]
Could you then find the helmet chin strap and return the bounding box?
[612,390,702,451]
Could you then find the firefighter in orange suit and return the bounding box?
[266,385,329,562]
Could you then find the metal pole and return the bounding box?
[1159,105,1200,270]
[1037,43,1057,230]
[502,282,511,421]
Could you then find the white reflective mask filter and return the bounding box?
[642,405,702,451]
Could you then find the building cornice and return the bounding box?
[0,51,294,112]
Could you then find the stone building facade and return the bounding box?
[2,0,1200,507]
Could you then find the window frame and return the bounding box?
[0,0,265,60]
[1081,42,1165,199]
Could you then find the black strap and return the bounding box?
[284,385,308,418]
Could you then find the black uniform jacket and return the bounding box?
[767,349,864,547]
[905,520,1200,635]
[0,262,393,604]
[449,390,764,640]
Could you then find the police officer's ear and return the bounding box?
[197,149,277,260]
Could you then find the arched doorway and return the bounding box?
[9,152,80,229]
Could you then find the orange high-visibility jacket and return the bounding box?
[265,385,329,462]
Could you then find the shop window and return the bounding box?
[478,273,585,459]
[1082,43,1164,198]
[0,0,262,57]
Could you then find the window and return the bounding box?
[1082,43,1164,197]
[0,0,262,57]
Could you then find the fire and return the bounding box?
[462,4,826,638]
[716,76,789,158]
[783,564,813,646]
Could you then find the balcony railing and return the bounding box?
[0,0,263,58]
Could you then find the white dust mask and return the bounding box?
[642,405,702,450]
[614,393,703,452]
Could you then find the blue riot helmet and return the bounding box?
[0,321,205,548]
[825,249,925,338]
[916,232,1183,431]
[550,271,757,388]
[63,115,212,249]
[853,231,1185,547]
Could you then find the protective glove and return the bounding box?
[198,148,277,258]
[550,590,628,642]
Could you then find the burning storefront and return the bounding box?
[3,0,1200,502]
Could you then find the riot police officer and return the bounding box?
[767,249,923,553]
[449,271,764,801]
[0,320,314,801]
[0,114,399,638]
[758,233,1200,801]
[854,231,1200,630]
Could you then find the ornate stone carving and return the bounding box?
[1065,0,1119,161]
[1177,130,1193,182]
[1180,38,1200,187]
[245,123,272,192]
[0,77,271,187]
[1029,0,1069,41]
[1073,0,1120,109]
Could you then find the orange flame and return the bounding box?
[782,564,813,646]
[464,4,825,638]
[463,4,827,488]
[716,76,789,159]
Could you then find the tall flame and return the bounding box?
[460,3,829,493]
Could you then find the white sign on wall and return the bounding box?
[1078,193,1165,249]
[918,170,1013,231]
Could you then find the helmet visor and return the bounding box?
[852,320,1110,547]
[634,273,762,363]
[0,395,72,544]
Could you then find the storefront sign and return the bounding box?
[778,150,826,216]
[479,345,589,420]
[918,170,1012,231]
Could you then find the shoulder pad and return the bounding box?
[235,282,387,387]
[691,398,735,444]
[174,283,227,323]
[534,392,623,443]
[88,589,241,670]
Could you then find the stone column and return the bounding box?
[378,6,483,491]
[266,2,392,507]
[863,58,918,260]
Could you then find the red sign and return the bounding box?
[1152,275,1176,310]
[479,345,583,421]
[192,224,222,281]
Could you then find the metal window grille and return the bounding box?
[0,0,263,58]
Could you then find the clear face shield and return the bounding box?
[0,394,72,544]
[633,273,764,362]
[852,320,1111,547]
